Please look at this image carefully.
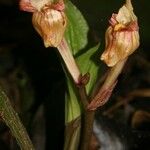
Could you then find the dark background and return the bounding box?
[0,0,150,149]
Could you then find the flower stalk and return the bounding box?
[88,58,127,110]
[57,39,81,84]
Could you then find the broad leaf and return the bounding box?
[65,1,101,123]
[65,0,89,55]
[76,44,100,95]
[65,44,101,123]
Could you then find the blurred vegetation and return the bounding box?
[0,0,150,150]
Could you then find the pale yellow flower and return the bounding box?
[20,0,80,83]
[101,0,140,67]
[32,4,67,47]
[20,0,67,47]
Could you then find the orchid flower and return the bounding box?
[88,0,140,110]
[101,0,139,67]
[19,0,81,84]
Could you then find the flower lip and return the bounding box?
[109,12,139,32]
[113,21,139,32]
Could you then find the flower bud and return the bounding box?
[101,0,140,67]
[32,4,67,47]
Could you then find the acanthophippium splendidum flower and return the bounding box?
[19,0,81,83]
[101,0,140,67]
[32,1,67,47]
[20,0,67,47]
[88,0,140,110]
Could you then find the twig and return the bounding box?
[0,87,34,150]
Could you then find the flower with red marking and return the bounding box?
[19,0,67,47]
[19,0,80,83]
[101,0,140,67]
[32,3,67,47]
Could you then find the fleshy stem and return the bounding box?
[79,109,95,150]
[57,24,127,150]
[57,38,95,150]
[77,76,95,150]
[57,38,127,149]
[0,87,34,150]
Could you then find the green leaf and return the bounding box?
[76,44,100,95]
[65,0,89,55]
[65,0,89,123]
[64,1,101,123]
[65,75,81,123]
[65,44,100,123]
